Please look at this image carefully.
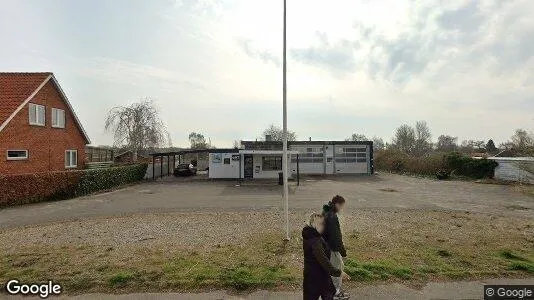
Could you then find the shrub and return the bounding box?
[0,164,147,207]
[375,149,445,176]
[375,150,498,179]
[443,152,498,179]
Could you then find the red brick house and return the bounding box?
[0,72,91,175]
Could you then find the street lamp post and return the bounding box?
[282,0,290,241]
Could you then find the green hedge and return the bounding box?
[443,152,498,179]
[0,164,148,207]
[375,150,498,179]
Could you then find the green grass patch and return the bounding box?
[499,250,529,262]
[344,259,413,281]
[510,262,534,273]
[108,272,136,286]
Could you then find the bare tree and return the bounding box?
[262,124,297,141]
[392,124,416,154]
[105,99,167,161]
[414,121,432,156]
[346,133,368,141]
[167,133,173,148]
[460,140,485,153]
[188,132,211,149]
[233,140,241,149]
[511,129,533,150]
[372,136,385,151]
[436,135,458,152]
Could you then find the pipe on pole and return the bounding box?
[282,0,290,241]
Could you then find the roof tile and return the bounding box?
[0,72,51,125]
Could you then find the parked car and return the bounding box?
[174,163,197,176]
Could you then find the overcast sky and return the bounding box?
[1,0,533,147]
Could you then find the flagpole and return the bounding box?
[282,0,290,241]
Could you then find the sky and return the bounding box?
[1,0,533,147]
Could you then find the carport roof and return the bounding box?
[150,148,238,157]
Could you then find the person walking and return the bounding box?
[322,195,349,300]
[302,213,350,300]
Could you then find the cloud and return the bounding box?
[437,1,485,31]
[235,37,281,66]
[290,31,359,75]
[75,57,209,93]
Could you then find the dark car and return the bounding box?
[174,163,197,176]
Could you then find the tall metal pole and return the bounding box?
[282,0,290,241]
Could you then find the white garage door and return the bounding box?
[334,145,368,174]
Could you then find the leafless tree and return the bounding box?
[372,136,385,151]
[188,132,211,149]
[511,129,533,150]
[392,124,416,154]
[262,124,297,141]
[233,140,241,149]
[414,121,432,156]
[105,99,167,161]
[436,135,458,152]
[346,133,368,141]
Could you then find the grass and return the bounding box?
[1,212,533,294]
[344,259,413,280]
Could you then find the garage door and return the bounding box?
[334,145,368,174]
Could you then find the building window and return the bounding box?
[65,150,78,168]
[291,146,324,163]
[29,103,45,126]
[51,108,66,128]
[262,156,282,171]
[7,150,28,160]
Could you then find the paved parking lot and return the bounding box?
[0,173,532,229]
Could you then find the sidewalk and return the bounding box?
[11,278,531,300]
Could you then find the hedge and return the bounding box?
[0,164,148,207]
[375,150,498,179]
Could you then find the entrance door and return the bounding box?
[243,154,253,178]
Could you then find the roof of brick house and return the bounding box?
[0,72,90,143]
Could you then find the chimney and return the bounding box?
[265,134,273,142]
[309,137,312,141]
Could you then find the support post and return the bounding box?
[297,153,300,186]
[152,155,155,180]
[160,155,163,178]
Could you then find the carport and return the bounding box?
[149,149,215,179]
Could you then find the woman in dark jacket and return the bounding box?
[303,213,350,300]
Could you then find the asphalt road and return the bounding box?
[0,173,533,229]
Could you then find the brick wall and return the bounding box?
[0,80,87,175]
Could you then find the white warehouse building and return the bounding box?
[208,140,374,179]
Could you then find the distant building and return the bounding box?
[114,150,150,164]
[0,72,90,175]
[208,140,373,179]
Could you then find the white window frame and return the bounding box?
[65,150,78,168]
[6,150,29,161]
[29,103,46,126]
[51,108,66,128]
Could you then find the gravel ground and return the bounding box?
[1,208,532,252]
